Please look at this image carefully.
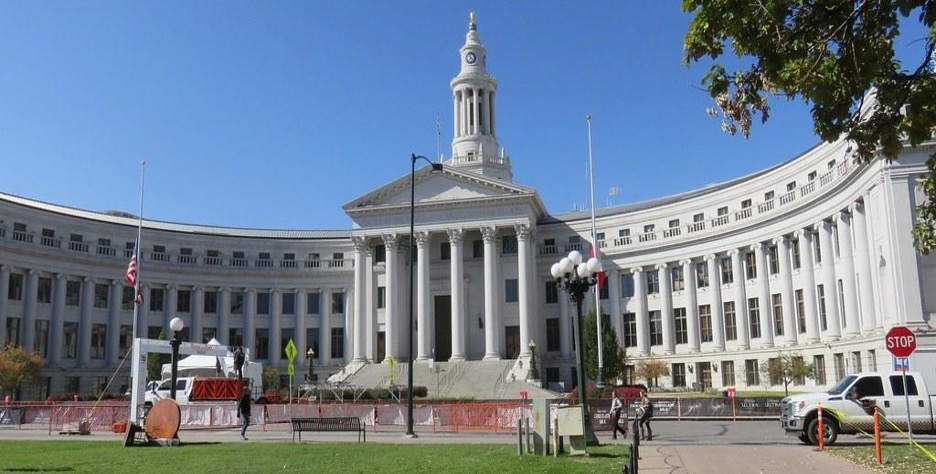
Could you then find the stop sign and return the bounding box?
[886,326,917,358]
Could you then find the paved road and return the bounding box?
[2,420,923,473]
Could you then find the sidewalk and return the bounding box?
[0,424,877,474]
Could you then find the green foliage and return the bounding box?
[582,309,628,385]
[0,343,43,400]
[761,352,814,396]
[683,0,936,252]
[262,366,279,391]
[146,329,170,381]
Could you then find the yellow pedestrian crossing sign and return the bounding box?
[285,338,297,376]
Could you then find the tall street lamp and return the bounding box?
[551,250,602,446]
[407,153,443,438]
[307,348,315,382]
[169,317,184,400]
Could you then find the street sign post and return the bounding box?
[885,326,917,441]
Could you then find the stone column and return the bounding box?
[448,229,466,361]
[106,279,121,365]
[166,285,178,337]
[343,289,352,362]
[22,270,38,354]
[774,237,798,345]
[681,259,700,353]
[352,237,367,362]
[50,273,67,364]
[481,226,500,360]
[245,289,256,359]
[608,268,624,349]
[382,234,399,361]
[320,289,332,366]
[137,283,149,340]
[632,267,649,356]
[817,220,842,340]
[416,232,432,361]
[834,211,861,337]
[751,243,774,348]
[365,245,377,362]
[296,288,308,363]
[517,224,533,358]
[271,289,282,362]
[729,249,750,349]
[850,202,876,334]
[657,263,674,354]
[795,230,821,343]
[705,255,725,351]
[192,286,204,343]
[0,265,9,345]
[559,285,572,359]
[79,277,94,365]
[219,288,231,345]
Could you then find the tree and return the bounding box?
[761,352,814,396]
[683,1,936,252]
[635,357,670,389]
[582,310,628,385]
[262,366,278,392]
[146,329,171,381]
[0,343,43,400]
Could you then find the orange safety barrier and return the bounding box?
[190,378,244,400]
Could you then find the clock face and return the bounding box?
[466,52,477,64]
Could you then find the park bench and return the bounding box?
[290,416,366,443]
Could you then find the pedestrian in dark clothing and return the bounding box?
[638,389,653,441]
[237,387,251,440]
[609,392,628,440]
[233,347,245,380]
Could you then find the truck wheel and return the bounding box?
[807,416,838,446]
[797,433,811,445]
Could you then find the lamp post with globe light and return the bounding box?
[551,250,602,446]
[169,317,184,400]
[307,348,315,382]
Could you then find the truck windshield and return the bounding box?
[828,375,857,395]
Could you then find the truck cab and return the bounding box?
[780,372,935,445]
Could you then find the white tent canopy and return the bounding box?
[160,338,263,397]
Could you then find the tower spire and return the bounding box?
[448,12,512,181]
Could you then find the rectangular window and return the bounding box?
[693,213,704,223]
[814,232,822,263]
[63,322,78,359]
[621,273,635,298]
[7,273,23,301]
[838,279,846,330]
[745,359,760,386]
[177,289,191,313]
[833,353,845,380]
[545,282,558,304]
[748,298,761,339]
[230,291,244,314]
[769,246,780,275]
[91,323,106,359]
[472,240,483,258]
[672,363,686,388]
[440,242,450,261]
[674,308,687,344]
[34,319,49,357]
[122,286,136,310]
[307,292,321,314]
[671,266,684,291]
[668,219,679,229]
[745,252,757,279]
[94,283,109,309]
[817,284,828,331]
[306,328,319,357]
[179,247,195,264]
[6,318,20,346]
[149,288,165,312]
[696,262,709,288]
[764,190,775,201]
[814,355,826,385]
[699,305,713,343]
[649,311,662,346]
[377,286,386,309]
[65,280,80,306]
[795,289,806,334]
[646,271,659,294]
[721,361,736,387]
[501,235,518,255]
[505,279,519,303]
[791,240,801,269]
[622,313,637,348]
[282,292,295,315]
[546,318,560,352]
[717,206,728,216]
[786,181,796,192]
[119,325,132,355]
[721,257,733,284]
[257,292,270,314]
[331,292,344,313]
[37,277,52,304]
[255,328,269,359]
[374,245,386,263]
[229,328,244,347]
[280,328,294,360]
[204,290,219,314]
[741,198,752,209]
[724,301,737,341]
[331,328,344,359]
[772,293,784,336]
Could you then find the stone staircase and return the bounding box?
[327,359,559,400]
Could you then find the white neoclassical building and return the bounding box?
[1,14,934,398]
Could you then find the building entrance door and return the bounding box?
[506,326,520,359]
[434,295,452,360]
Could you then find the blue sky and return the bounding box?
[0,2,929,230]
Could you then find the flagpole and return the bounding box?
[132,160,146,341]
[586,115,604,388]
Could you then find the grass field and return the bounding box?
[828,442,936,474]
[1,441,630,473]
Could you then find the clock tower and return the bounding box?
[449,12,512,181]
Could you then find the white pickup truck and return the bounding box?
[780,371,936,445]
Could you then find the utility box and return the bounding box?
[531,399,550,455]
[555,405,586,456]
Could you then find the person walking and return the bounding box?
[609,391,628,440]
[237,385,251,441]
[638,389,653,441]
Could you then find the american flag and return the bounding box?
[589,243,607,290]
[125,254,138,286]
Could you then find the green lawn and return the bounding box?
[1,441,630,473]
[828,442,936,474]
